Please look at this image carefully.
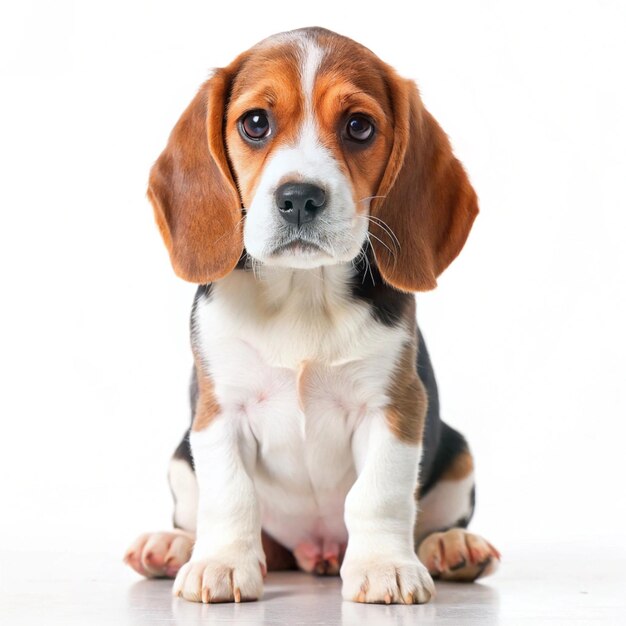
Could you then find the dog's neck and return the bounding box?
[231,262,358,319]
[221,248,414,329]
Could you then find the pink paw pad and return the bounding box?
[123,530,194,579]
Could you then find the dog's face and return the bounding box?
[148,27,478,290]
[225,35,393,269]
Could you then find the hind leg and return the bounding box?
[124,455,198,578]
[415,443,500,582]
[124,528,195,578]
[418,529,500,582]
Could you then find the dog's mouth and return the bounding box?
[269,238,328,257]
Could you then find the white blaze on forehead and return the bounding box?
[298,36,325,114]
[255,31,325,114]
[292,36,326,172]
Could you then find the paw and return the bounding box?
[417,528,501,582]
[173,553,264,603]
[341,554,435,604]
[123,530,194,578]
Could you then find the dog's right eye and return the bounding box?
[240,110,271,141]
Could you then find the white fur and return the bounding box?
[194,264,398,507]
[173,409,265,601]
[193,264,406,555]
[168,458,199,532]
[340,416,434,602]
[182,264,431,603]
[299,37,324,114]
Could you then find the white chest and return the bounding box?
[192,266,410,549]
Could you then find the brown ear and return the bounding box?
[147,64,244,283]
[370,75,479,292]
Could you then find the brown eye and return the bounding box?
[346,114,374,142]
[240,110,271,141]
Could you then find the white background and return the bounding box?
[1,0,624,561]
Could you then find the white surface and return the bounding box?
[1,543,625,625]
[0,0,625,607]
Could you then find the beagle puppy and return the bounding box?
[124,26,500,605]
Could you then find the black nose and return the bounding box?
[275,182,326,226]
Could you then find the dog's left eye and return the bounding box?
[240,110,271,141]
[346,114,375,142]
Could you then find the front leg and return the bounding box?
[341,411,434,604]
[173,404,265,603]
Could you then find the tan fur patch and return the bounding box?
[296,360,312,413]
[385,319,428,444]
[440,450,474,481]
[191,357,221,432]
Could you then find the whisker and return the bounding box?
[364,215,401,250]
[366,229,397,263]
[357,195,388,204]
[245,250,266,283]
[357,215,400,256]
[212,214,245,246]
[363,235,376,285]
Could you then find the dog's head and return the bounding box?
[148,27,478,291]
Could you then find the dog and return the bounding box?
[124,26,500,605]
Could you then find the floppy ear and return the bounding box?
[370,75,479,292]
[147,63,244,283]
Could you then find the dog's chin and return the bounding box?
[261,240,337,269]
[249,237,364,270]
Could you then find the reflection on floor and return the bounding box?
[1,542,624,625]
